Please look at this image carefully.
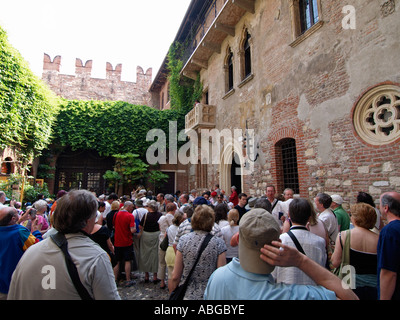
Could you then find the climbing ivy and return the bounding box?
[52,99,188,157]
[167,41,203,112]
[0,26,59,162]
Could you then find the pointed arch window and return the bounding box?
[243,31,252,78]
[224,49,234,93]
[228,51,234,91]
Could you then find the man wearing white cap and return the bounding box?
[204,208,358,300]
[331,195,350,231]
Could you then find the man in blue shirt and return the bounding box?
[0,207,43,299]
[377,192,400,300]
[204,208,358,300]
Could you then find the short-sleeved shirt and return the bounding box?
[377,220,400,300]
[220,225,239,259]
[272,227,327,286]
[204,258,336,300]
[8,234,120,300]
[177,231,227,300]
[333,205,350,231]
[113,210,135,247]
[318,208,339,244]
[173,219,222,245]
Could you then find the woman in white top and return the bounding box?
[282,200,329,248]
[214,203,229,228]
[165,209,186,288]
[273,198,327,286]
[221,209,240,263]
[157,203,175,289]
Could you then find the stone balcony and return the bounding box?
[181,0,255,80]
[185,103,217,132]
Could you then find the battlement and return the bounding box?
[43,53,152,80]
[42,53,152,106]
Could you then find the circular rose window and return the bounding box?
[353,84,400,146]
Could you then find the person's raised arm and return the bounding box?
[260,241,358,300]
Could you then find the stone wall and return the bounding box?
[42,53,152,105]
[194,0,400,203]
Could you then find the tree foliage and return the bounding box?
[0,26,59,162]
[103,153,149,186]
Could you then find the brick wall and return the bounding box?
[193,0,400,205]
[42,53,152,105]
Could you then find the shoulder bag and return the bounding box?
[50,231,93,300]
[160,230,169,251]
[160,217,172,251]
[169,233,213,300]
[333,230,351,279]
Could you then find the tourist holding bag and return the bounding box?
[168,205,226,300]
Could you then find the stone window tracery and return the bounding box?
[353,84,400,146]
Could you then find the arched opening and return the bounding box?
[220,139,244,195]
[230,152,242,194]
[1,157,14,175]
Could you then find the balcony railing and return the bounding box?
[179,0,255,80]
[185,103,216,132]
[181,0,226,67]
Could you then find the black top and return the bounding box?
[90,225,111,254]
[140,211,162,232]
[235,205,248,222]
[350,248,377,275]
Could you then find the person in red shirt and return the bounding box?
[113,201,136,287]
[229,186,239,207]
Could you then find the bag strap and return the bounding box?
[271,199,278,212]
[50,232,93,300]
[341,229,351,266]
[143,212,148,226]
[183,233,213,286]
[287,230,306,256]
[112,210,119,226]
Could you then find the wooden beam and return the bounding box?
[202,41,221,54]
[215,23,235,37]
[191,58,208,70]
[232,0,255,14]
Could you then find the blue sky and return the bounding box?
[0,0,191,81]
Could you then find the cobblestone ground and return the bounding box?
[117,272,170,300]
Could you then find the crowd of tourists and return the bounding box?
[0,185,399,301]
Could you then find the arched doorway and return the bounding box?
[54,148,114,195]
[220,139,244,195]
[230,153,242,194]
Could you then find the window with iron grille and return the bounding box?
[280,138,300,194]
